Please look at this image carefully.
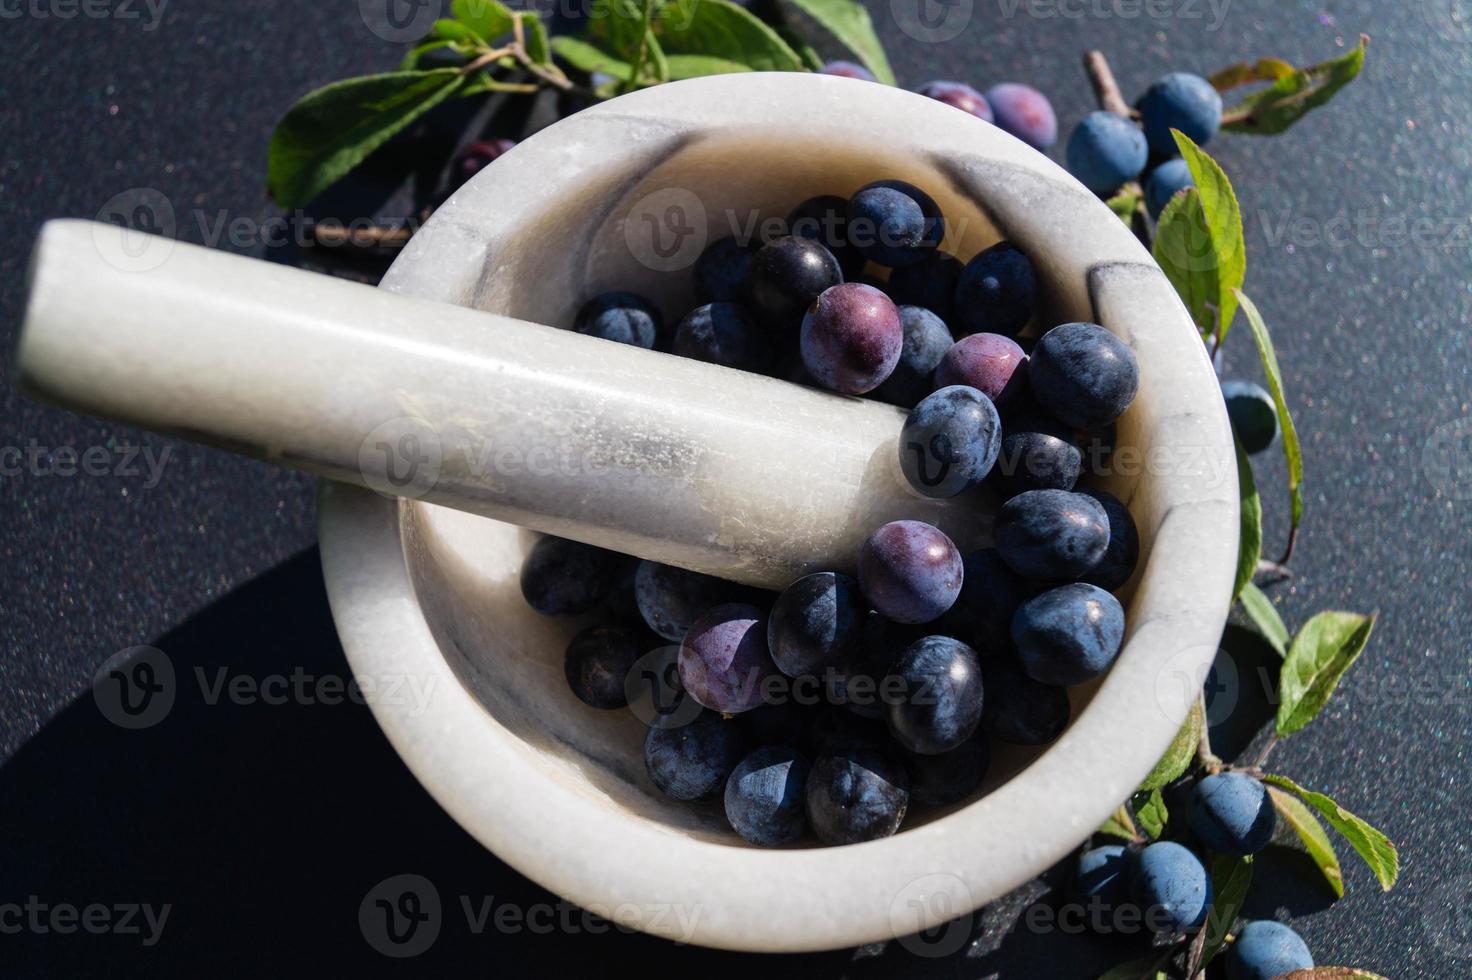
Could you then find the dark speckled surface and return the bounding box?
[1,1,1469,976]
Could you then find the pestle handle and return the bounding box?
[14,220,984,588]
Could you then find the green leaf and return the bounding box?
[428,17,485,46]
[777,0,894,84]
[1236,289,1306,558]
[1211,57,1297,91]
[658,0,805,73]
[1233,434,1262,602]
[1276,611,1376,736]
[1097,956,1170,980]
[1107,186,1143,225]
[1222,35,1369,136]
[665,54,755,79]
[1239,581,1289,658]
[1201,854,1253,967]
[268,70,467,210]
[1135,789,1168,840]
[518,11,551,65]
[1279,970,1391,980]
[1139,700,1203,792]
[586,0,651,61]
[1098,805,1138,842]
[550,35,634,79]
[401,39,465,71]
[1268,785,1345,899]
[452,0,514,41]
[776,26,825,71]
[1262,775,1399,890]
[1173,131,1246,338]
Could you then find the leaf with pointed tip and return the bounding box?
[1236,289,1305,550]
[1268,785,1344,899]
[777,0,894,84]
[1211,57,1296,91]
[1098,805,1138,842]
[1277,611,1375,736]
[1201,854,1253,967]
[1263,775,1398,890]
[657,0,806,73]
[1173,131,1246,337]
[1279,970,1390,980]
[1139,700,1203,792]
[1222,36,1369,136]
[1233,434,1262,601]
[452,0,515,41]
[1239,581,1289,657]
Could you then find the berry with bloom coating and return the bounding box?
[1066,111,1148,196]
[846,180,946,268]
[953,242,1037,338]
[858,521,964,624]
[800,282,904,393]
[986,83,1058,151]
[1188,771,1277,857]
[678,602,776,714]
[917,80,994,122]
[1226,921,1314,980]
[1137,72,1223,157]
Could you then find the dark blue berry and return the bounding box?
[1075,845,1131,907]
[828,612,917,719]
[800,283,903,394]
[644,709,746,801]
[678,602,776,714]
[884,635,984,755]
[694,237,757,304]
[985,83,1058,151]
[1227,921,1314,980]
[941,548,1031,650]
[787,195,866,277]
[520,536,619,615]
[900,732,989,807]
[858,521,964,625]
[1067,112,1148,196]
[994,489,1111,581]
[768,571,866,678]
[724,745,810,846]
[745,235,844,329]
[564,625,645,709]
[1146,157,1195,218]
[1029,322,1140,430]
[634,560,743,641]
[1188,772,1276,857]
[1138,73,1223,157]
[981,657,1070,744]
[1012,583,1125,686]
[900,385,1002,498]
[805,744,910,844]
[1221,380,1279,454]
[846,180,945,269]
[885,251,962,322]
[673,302,770,372]
[992,414,1082,497]
[1080,489,1140,592]
[573,291,664,350]
[953,242,1036,337]
[1130,841,1211,932]
[874,305,955,407]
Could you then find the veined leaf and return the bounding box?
[778,0,894,84]
[452,0,515,41]
[1211,57,1296,91]
[665,54,755,79]
[1139,700,1203,792]
[1201,854,1253,967]
[519,11,551,65]
[658,0,805,73]
[1173,131,1245,338]
[550,35,634,79]
[1239,581,1290,658]
[401,39,466,71]
[1277,611,1376,736]
[1263,775,1399,890]
[1098,805,1138,842]
[1236,290,1306,558]
[1135,789,1168,840]
[1269,785,1345,898]
[268,70,467,210]
[1234,433,1262,601]
[1222,36,1369,136]
[1107,186,1143,225]
[586,0,653,62]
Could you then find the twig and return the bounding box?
[1278,523,1299,566]
[1249,733,1279,770]
[510,14,573,91]
[1255,558,1293,582]
[1084,50,1134,118]
[1197,691,1222,775]
[1184,924,1210,979]
[622,0,658,96]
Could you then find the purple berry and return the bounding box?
[934,333,1028,405]
[634,560,745,641]
[454,138,516,184]
[800,282,903,394]
[678,602,776,714]
[858,521,964,625]
[917,80,993,123]
[820,61,876,82]
[805,744,909,844]
[520,536,619,615]
[564,625,645,709]
[985,83,1058,151]
[768,571,867,678]
[1079,489,1140,591]
[953,242,1037,337]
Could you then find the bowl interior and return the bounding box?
[325,72,1236,952]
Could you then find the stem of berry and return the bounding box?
[1196,691,1222,774]
[1084,51,1134,119]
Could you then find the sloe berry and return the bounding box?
[994,489,1111,581]
[1188,771,1276,857]
[746,235,844,329]
[885,251,962,322]
[573,291,664,350]
[694,237,757,304]
[858,521,964,625]
[1145,157,1195,219]
[787,195,866,277]
[820,61,876,82]
[953,242,1037,338]
[644,709,746,801]
[875,305,955,407]
[1012,582,1125,686]
[521,536,620,615]
[992,413,1082,497]
[1130,841,1211,932]
[1221,380,1279,454]
[1079,489,1140,592]
[800,282,904,394]
[768,571,867,678]
[673,302,770,373]
[806,744,910,844]
[900,732,989,807]
[917,80,994,123]
[565,625,645,709]
[986,83,1058,151]
[1138,73,1223,157]
[935,333,1028,405]
[678,602,776,714]
[1067,112,1149,197]
[884,635,984,754]
[1029,322,1140,430]
[981,657,1071,744]
[899,384,1002,498]
[846,180,945,268]
[724,745,811,846]
[635,560,744,641]
[1226,920,1314,980]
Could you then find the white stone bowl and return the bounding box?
[317,73,1237,953]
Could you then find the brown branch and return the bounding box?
[1084,50,1134,118]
